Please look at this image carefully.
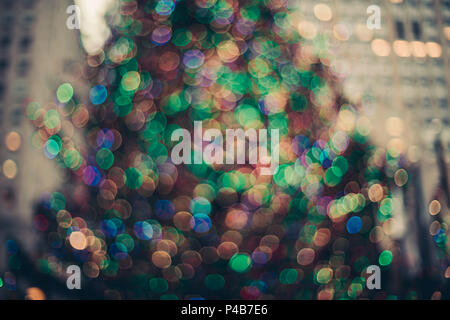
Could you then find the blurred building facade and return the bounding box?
[298,0,450,159]
[298,0,449,295]
[331,0,449,190]
[0,0,87,283]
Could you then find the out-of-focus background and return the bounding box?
[0,0,448,299]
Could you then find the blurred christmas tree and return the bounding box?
[3,0,447,300]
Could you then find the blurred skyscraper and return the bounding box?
[299,0,449,159]
[0,0,87,283]
[297,0,449,295]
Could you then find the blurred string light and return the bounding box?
[2,160,18,180]
[5,132,21,152]
[371,38,442,58]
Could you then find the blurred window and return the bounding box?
[435,77,446,85]
[425,1,434,9]
[22,0,36,9]
[0,83,5,100]
[1,15,15,33]
[1,36,12,49]
[423,98,432,108]
[21,13,35,29]
[412,21,421,39]
[12,80,27,102]
[10,108,22,126]
[0,59,8,74]
[16,59,30,77]
[1,0,14,10]
[395,21,405,39]
[19,36,33,53]
[0,187,15,206]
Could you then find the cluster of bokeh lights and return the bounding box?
[3,0,446,300]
